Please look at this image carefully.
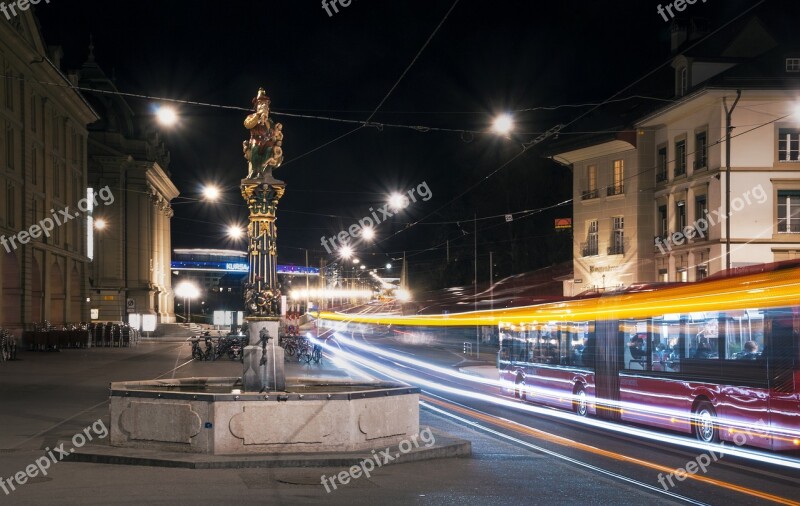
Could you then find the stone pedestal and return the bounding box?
[243,319,284,392]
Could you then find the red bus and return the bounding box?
[498,263,800,451]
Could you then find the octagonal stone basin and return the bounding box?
[110,377,420,454]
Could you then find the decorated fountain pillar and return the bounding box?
[241,88,286,392]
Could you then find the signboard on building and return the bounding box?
[126,298,136,313]
[554,218,572,230]
[142,315,157,332]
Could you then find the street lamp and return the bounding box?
[388,193,408,212]
[361,227,375,241]
[227,225,245,240]
[492,113,514,136]
[202,184,221,202]
[156,105,178,126]
[94,218,107,230]
[174,281,200,324]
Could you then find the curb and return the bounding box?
[62,430,471,469]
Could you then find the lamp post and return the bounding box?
[174,281,200,325]
[723,90,741,272]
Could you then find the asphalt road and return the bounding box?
[0,332,797,505]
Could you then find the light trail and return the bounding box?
[310,335,800,471]
[420,397,800,506]
[321,329,800,444]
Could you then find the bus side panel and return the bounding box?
[619,374,694,434]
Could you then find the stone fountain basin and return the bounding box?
[109,377,420,455]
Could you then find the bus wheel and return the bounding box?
[514,376,527,401]
[574,387,588,417]
[694,401,719,443]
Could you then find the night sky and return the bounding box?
[34,0,760,288]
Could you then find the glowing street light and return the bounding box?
[339,245,353,260]
[94,218,107,230]
[202,184,221,202]
[492,113,514,135]
[156,105,178,126]
[388,192,408,212]
[360,265,366,270]
[353,258,360,265]
[362,227,375,241]
[227,225,245,240]
[386,263,392,270]
[174,281,200,324]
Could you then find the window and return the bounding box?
[52,156,60,197]
[651,315,682,372]
[31,145,38,185]
[4,125,12,170]
[4,66,12,110]
[6,182,14,228]
[778,128,800,162]
[694,195,707,240]
[777,190,800,233]
[609,160,623,195]
[684,313,719,361]
[610,216,624,255]
[30,94,36,131]
[584,165,597,199]
[675,140,687,176]
[721,310,764,360]
[622,320,649,370]
[676,200,686,231]
[658,205,668,238]
[695,131,707,169]
[679,67,688,96]
[787,58,800,72]
[584,220,598,256]
[656,146,668,182]
[696,264,708,280]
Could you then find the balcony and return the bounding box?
[674,165,686,178]
[656,171,668,183]
[607,184,624,196]
[607,244,624,255]
[581,189,599,200]
[693,159,707,171]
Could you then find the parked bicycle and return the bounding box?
[190,333,215,361]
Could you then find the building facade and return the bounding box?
[78,48,179,323]
[0,12,98,332]
[553,14,800,295]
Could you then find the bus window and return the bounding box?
[652,315,681,372]
[721,310,764,360]
[685,312,719,360]
[570,321,593,368]
[622,320,648,370]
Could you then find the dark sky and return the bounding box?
[34,0,760,281]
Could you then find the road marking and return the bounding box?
[422,395,800,506]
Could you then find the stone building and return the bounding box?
[0,12,98,331]
[551,12,800,295]
[77,47,179,323]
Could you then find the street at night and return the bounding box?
[2,1,800,505]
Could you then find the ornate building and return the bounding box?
[0,12,98,332]
[78,46,179,323]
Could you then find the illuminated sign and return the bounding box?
[225,263,249,272]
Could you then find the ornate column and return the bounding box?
[240,88,286,392]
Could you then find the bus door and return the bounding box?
[594,318,622,421]
[767,312,798,451]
